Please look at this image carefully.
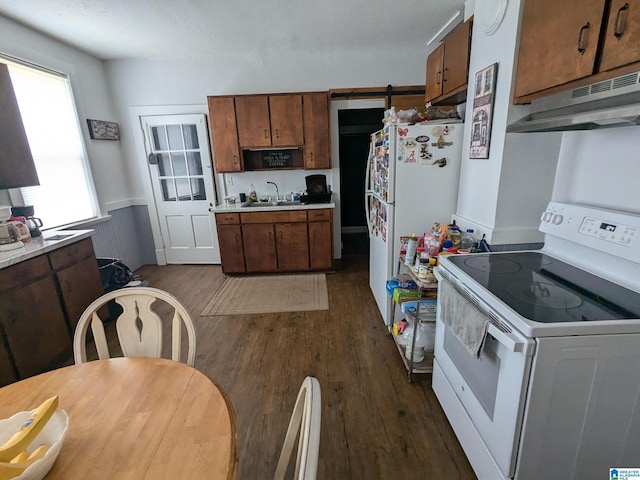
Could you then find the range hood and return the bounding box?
[507,71,640,133]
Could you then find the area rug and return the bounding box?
[201,273,328,315]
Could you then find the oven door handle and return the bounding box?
[487,323,529,354]
[435,267,535,356]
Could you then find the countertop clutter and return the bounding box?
[0,229,94,269]
[213,201,335,213]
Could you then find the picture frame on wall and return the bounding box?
[470,63,498,159]
[87,119,120,140]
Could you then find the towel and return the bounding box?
[440,279,489,358]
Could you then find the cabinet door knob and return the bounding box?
[577,22,591,55]
[614,3,629,40]
[264,129,269,139]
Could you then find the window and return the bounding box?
[3,58,99,229]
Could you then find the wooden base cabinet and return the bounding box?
[242,224,278,272]
[0,237,103,384]
[215,213,246,274]
[308,209,333,270]
[216,209,333,274]
[276,223,309,272]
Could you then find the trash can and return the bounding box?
[96,258,134,320]
[97,258,133,292]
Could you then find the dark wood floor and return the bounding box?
[131,254,476,480]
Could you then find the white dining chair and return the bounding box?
[73,286,196,366]
[274,376,321,480]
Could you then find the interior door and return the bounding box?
[142,114,219,264]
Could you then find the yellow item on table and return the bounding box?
[0,396,58,463]
[0,444,49,480]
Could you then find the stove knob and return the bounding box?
[541,212,553,222]
[552,214,563,225]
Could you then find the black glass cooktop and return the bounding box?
[448,252,640,323]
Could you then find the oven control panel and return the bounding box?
[540,202,640,263]
[578,217,637,245]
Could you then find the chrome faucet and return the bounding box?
[266,181,279,201]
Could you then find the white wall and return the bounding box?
[105,47,429,205]
[553,127,640,213]
[453,0,563,244]
[0,15,130,215]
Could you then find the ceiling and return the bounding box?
[0,0,466,61]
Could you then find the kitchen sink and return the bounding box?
[242,201,302,208]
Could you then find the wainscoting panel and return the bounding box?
[91,205,156,272]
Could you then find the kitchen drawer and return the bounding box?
[307,209,332,222]
[49,237,94,270]
[215,212,240,225]
[241,210,307,224]
[0,255,50,291]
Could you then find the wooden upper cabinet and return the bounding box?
[514,0,605,99]
[235,95,271,147]
[599,0,640,72]
[235,94,304,148]
[302,92,331,170]
[425,44,444,102]
[207,96,242,173]
[269,95,304,146]
[425,18,472,105]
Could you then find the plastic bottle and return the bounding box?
[446,226,461,249]
[405,322,427,363]
[460,229,475,252]
[404,233,419,266]
[249,184,258,202]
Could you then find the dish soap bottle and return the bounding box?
[249,184,258,202]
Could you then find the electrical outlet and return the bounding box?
[226,175,233,186]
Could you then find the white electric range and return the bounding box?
[433,202,640,480]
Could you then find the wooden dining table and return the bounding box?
[0,357,238,479]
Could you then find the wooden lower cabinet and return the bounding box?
[242,224,278,272]
[0,275,71,380]
[216,209,333,273]
[217,225,246,273]
[276,223,309,272]
[308,209,333,270]
[0,236,103,384]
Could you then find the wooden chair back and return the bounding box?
[73,287,196,366]
[274,376,321,480]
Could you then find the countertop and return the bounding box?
[0,229,94,269]
[213,201,335,213]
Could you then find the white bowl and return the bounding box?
[0,409,69,480]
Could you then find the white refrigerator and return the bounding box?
[365,121,464,326]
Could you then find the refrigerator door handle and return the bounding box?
[364,136,373,193]
[365,192,373,236]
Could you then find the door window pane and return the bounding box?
[157,153,172,177]
[186,152,203,175]
[161,179,177,201]
[152,126,168,150]
[167,125,184,150]
[183,124,199,149]
[175,178,191,201]
[191,178,206,200]
[171,152,187,176]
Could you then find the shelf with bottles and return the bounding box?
[389,259,438,381]
[390,315,436,377]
